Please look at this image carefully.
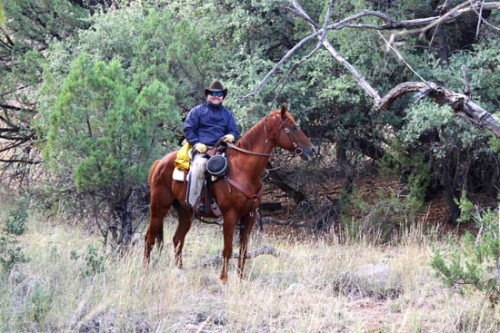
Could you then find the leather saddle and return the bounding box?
[192,143,228,220]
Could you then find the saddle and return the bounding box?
[193,144,228,219]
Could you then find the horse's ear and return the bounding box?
[280,103,287,118]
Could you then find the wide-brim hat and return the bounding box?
[205,80,228,98]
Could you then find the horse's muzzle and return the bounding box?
[298,146,316,161]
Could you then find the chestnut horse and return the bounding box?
[144,103,315,284]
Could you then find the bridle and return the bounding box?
[226,112,305,157]
[222,111,304,217]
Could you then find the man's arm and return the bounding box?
[183,107,200,145]
[226,111,239,140]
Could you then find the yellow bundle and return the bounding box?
[174,142,191,171]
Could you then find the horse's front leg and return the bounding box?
[220,212,238,285]
[172,203,193,269]
[237,211,257,280]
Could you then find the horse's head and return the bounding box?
[268,103,316,160]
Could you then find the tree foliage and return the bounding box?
[0,1,90,175]
[39,53,179,246]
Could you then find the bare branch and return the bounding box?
[377,31,431,86]
[271,0,335,103]
[476,0,485,36]
[288,0,381,104]
[244,1,499,101]
[244,0,500,137]
[377,82,500,137]
[390,1,500,42]
[470,0,500,32]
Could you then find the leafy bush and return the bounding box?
[3,199,28,236]
[0,201,28,274]
[340,143,430,244]
[28,283,52,324]
[0,232,28,274]
[70,245,106,277]
[431,193,499,302]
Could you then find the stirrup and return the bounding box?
[198,203,205,213]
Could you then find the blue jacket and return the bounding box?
[183,102,239,146]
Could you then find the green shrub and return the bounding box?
[3,199,28,236]
[0,232,28,273]
[340,145,430,244]
[0,201,29,274]
[431,193,499,302]
[70,245,106,277]
[29,283,52,324]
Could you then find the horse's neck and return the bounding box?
[231,119,274,178]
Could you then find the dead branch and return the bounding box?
[272,0,335,102]
[470,0,500,32]
[240,1,500,139]
[390,1,500,43]
[289,0,382,102]
[198,245,285,267]
[287,2,498,103]
[244,1,500,103]
[377,31,431,85]
[246,1,500,137]
[378,81,500,136]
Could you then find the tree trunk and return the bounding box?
[436,24,449,68]
[266,162,306,204]
[113,192,133,248]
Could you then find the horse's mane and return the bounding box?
[236,109,296,151]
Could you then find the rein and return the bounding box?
[226,142,272,157]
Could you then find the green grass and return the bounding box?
[0,192,498,332]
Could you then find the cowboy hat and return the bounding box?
[205,80,228,98]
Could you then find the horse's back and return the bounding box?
[149,150,191,212]
[149,151,177,186]
[148,159,161,186]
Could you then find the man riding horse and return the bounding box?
[183,80,239,212]
[145,99,315,284]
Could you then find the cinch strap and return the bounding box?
[224,177,262,216]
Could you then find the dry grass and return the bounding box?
[0,192,499,332]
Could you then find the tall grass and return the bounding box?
[0,193,498,332]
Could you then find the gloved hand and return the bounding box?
[221,134,235,143]
[193,143,207,153]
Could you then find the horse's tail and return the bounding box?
[146,159,164,253]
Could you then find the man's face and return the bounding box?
[207,91,224,105]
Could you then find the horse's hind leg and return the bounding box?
[144,202,170,267]
[237,212,257,280]
[144,165,173,267]
[172,202,192,269]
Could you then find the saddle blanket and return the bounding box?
[173,168,187,182]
